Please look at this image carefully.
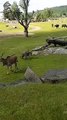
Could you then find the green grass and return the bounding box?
[0,19,67,119]
[0,36,67,83]
[0,84,67,120]
[0,22,24,33]
[0,32,67,83]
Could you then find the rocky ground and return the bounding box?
[32,45,67,55]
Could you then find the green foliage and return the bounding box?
[46,9,53,18]
[34,5,67,22]
[19,0,31,23]
[3,1,12,20]
[51,5,67,17]
[11,2,20,20]
[19,0,30,10]
[3,1,20,20]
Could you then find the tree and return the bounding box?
[35,11,42,22]
[18,0,34,37]
[46,9,53,18]
[3,0,33,37]
[11,2,20,20]
[3,1,12,20]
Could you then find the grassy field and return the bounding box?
[0,18,67,119]
[0,83,67,120]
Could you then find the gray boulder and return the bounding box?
[32,46,44,51]
[54,47,67,54]
[24,67,41,83]
[43,47,67,55]
[41,69,67,83]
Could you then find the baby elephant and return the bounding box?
[22,50,32,59]
[0,54,18,74]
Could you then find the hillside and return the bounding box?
[34,5,67,21]
[51,5,67,17]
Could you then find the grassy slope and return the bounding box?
[0,19,67,119]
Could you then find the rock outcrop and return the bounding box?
[24,67,41,83]
[41,69,67,83]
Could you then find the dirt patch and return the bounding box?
[29,26,41,31]
[0,26,41,38]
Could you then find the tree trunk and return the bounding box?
[24,27,28,37]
